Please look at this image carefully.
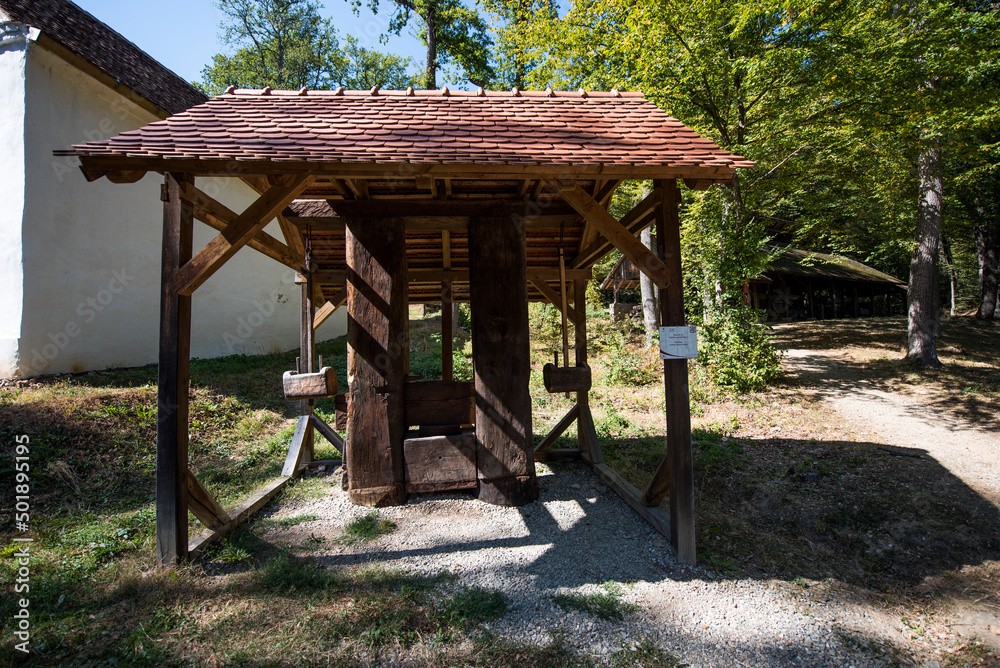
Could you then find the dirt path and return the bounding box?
[782,348,1000,505]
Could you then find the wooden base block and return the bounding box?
[406,480,478,494]
[478,475,539,506]
[348,483,407,507]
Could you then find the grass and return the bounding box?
[2,309,998,666]
[342,510,396,544]
[551,582,639,621]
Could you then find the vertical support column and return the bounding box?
[656,180,695,565]
[157,173,193,565]
[574,278,600,463]
[470,215,538,506]
[345,217,408,507]
[441,280,454,381]
[299,274,316,464]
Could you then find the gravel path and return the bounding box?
[271,463,893,667]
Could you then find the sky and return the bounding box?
[74,0,429,85]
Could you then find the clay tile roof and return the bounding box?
[72,89,755,172]
[0,0,207,115]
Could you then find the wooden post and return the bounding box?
[345,217,408,507]
[156,173,193,565]
[574,279,600,463]
[300,273,315,464]
[442,281,454,381]
[645,180,696,565]
[470,215,538,506]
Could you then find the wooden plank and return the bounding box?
[312,267,592,286]
[571,189,662,268]
[175,175,315,296]
[470,215,538,506]
[534,405,580,452]
[642,180,695,565]
[345,216,409,507]
[553,182,669,288]
[588,462,672,541]
[406,480,479,494]
[183,183,304,271]
[403,432,477,485]
[578,403,604,465]
[286,214,583,232]
[187,470,230,529]
[405,380,476,426]
[310,414,344,454]
[534,448,582,462]
[313,287,347,330]
[303,458,343,469]
[527,274,578,322]
[156,172,193,566]
[326,199,578,218]
[188,475,292,560]
[281,416,312,477]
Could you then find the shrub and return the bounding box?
[696,307,782,393]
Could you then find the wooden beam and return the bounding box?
[188,475,293,560]
[310,414,344,454]
[345,216,409,507]
[587,461,671,541]
[527,274,578,322]
[535,405,580,452]
[183,183,305,271]
[187,471,230,529]
[156,173,193,566]
[471,215,538,506]
[534,449,581,462]
[574,279,602,464]
[571,188,662,268]
[578,403,604,465]
[313,287,347,330]
[174,175,315,296]
[641,180,695,566]
[313,267,592,286]
[325,199,577,218]
[281,416,313,477]
[285,214,583,232]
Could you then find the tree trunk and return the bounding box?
[907,144,943,367]
[939,236,958,317]
[425,3,437,90]
[975,225,999,319]
[640,227,659,347]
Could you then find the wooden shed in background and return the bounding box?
[63,87,753,568]
[602,246,905,321]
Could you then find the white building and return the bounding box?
[0,0,344,378]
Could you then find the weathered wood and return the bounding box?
[542,364,592,393]
[312,267,592,286]
[534,405,580,452]
[299,274,316,465]
[345,216,409,507]
[314,287,347,330]
[281,415,313,477]
[183,183,304,271]
[282,367,338,400]
[573,279,598,463]
[534,448,582,462]
[188,475,292,560]
[405,380,476,427]
[587,461,672,541]
[641,180,695,565]
[310,414,344,453]
[187,470,230,530]
[578,403,604,466]
[470,215,538,506]
[157,172,193,566]
[175,175,315,295]
[334,393,348,430]
[526,274,578,322]
[286,214,584,232]
[553,182,670,289]
[325,198,578,218]
[571,189,662,269]
[403,432,477,486]
[406,480,479,493]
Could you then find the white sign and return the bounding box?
[659,326,699,360]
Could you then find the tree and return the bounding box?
[199,0,416,95]
[480,0,556,89]
[351,0,494,88]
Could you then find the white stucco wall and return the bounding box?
[13,42,345,377]
[0,22,30,378]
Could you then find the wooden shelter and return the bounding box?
[64,87,753,567]
[602,246,905,321]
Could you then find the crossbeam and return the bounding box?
[313,287,347,330]
[527,273,578,322]
[175,175,315,295]
[570,187,662,269]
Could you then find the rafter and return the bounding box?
[570,187,662,269]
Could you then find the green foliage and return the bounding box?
[528,302,563,352]
[551,582,638,621]
[604,327,658,386]
[342,510,396,543]
[453,338,474,381]
[696,307,782,393]
[199,0,416,95]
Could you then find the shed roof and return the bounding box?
[69,88,752,181]
[601,246,905,291]
[0,0,206,116]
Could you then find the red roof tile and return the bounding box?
[71,89,754,173]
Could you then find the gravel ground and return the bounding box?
[270,462,897,667]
